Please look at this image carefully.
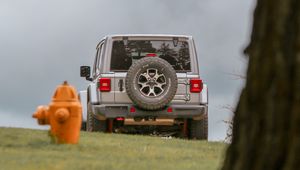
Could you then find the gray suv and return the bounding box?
[79,34,208,139]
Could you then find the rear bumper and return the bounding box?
[91,104,208,120]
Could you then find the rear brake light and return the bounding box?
[146,53,157,57]
[99,78,111,92]
[190,79,203,93]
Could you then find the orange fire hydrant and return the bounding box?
[32,81,82,144]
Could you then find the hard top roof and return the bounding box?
[96,34,193,48]
[107,34,192,39]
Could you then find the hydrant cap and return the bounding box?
[52,81,78,102]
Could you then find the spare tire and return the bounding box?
[125,57,177,110]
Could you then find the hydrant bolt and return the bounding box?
[54,108,70,123]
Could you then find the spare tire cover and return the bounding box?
[125,57,177,110]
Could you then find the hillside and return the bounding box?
[0,127,225,170]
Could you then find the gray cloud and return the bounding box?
[0,0,255,140]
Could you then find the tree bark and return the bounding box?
[222,0,300,169]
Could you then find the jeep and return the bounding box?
[79,34,208,139]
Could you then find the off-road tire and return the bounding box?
[190,115,208,140]
[125,57,177,110]
[87,102,106,132]
[81,121,86,131]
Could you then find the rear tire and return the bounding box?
[81,121,86,131]
[190,115,208,140]
[87,102,106,132]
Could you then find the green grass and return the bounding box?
[0,127,226,170]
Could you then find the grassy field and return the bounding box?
[0,127,226,170]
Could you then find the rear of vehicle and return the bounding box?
[81,35,208,139]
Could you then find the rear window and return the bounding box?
[110,40,191,72]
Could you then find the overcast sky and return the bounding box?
[0,0,255,141]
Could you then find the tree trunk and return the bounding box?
[222,0,300,169]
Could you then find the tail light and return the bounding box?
[99,78,111,92]
[190,79,203,93]
[130,106,136,113]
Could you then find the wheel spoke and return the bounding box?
[154,84,164,92]
[139,82,150,93]
[147,87,157,96]
[138,81,147,87]
[140,73,150,81]
[156,80,166,86]
[154,69,159,78]
[146,69,152,78]
[154,73,163,79]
